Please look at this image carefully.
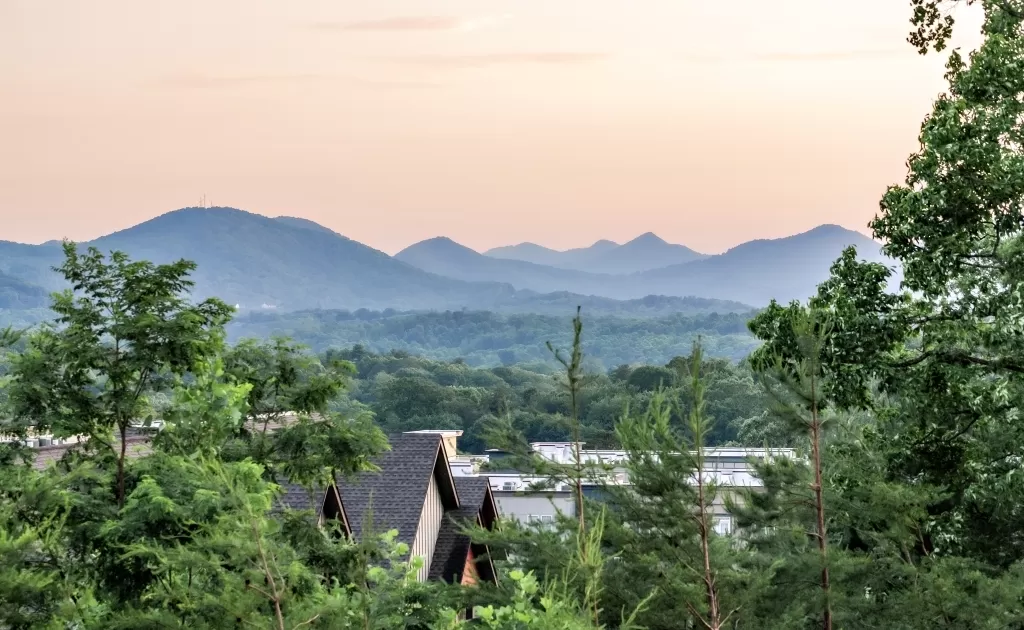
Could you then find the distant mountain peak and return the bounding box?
[417,236,468,249]
[171,205,242,215]
[805,223,874,239]
[422,236,460,245]
[626,232,669,246]
[789,224,877,243]
[397,236,481,259]
[486,241,552,252]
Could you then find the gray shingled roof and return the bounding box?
[274,482,328,515]
[454,476,489,513]
[336,432,457,550]
[428,476,493,583]
[272,480,351,537]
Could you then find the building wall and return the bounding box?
[411,473,444,582]
[461,548,479,586]
[493,491,575,524]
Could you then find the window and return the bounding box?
[539,514,554,523]
[502,481,516,492]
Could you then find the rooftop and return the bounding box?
[337,432,459,549]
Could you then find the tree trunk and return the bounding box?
[696,466,722,630]
[573,433,586,534]
[117,422,128,508]
[809,378,832,630]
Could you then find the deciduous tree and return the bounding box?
[4,243,232,506]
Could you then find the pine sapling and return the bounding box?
[761,309,835,630]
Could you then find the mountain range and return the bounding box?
[0,207,898,317]
[395,237,618,296]
[398,223,896,305]
[1,208,523,312]
[484,233,706,274]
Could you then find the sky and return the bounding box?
[2,0,984,254]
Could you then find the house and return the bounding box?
[277,431,500,586]
[275,481,351,536]
[336,432,462,582]
[429,476,498,585]
[22,422,501,583]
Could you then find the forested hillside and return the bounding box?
[322,344,772,452]
[0,271,48,309]
[228,308,760,368]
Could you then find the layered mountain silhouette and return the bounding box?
[0,240,67,291]
[485,239,620,269]
[0,207,897,316]
[0,270,48,309]
[1,208,519,311]
[395,237,618,296]
[633,224,899,305]
[586,232,707,274]
[404,225,896,304]
[485,232,706,273]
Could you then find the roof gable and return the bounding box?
[337,433,460,549]
[428,476,498,584]
[272,481,352,538]
[472,480,499,531]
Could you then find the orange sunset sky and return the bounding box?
[2,0,983,254]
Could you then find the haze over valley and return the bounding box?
[0,206,898,368]
[2,207,893,312]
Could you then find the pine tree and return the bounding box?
[738,308,835,629]
[609,341,735,630]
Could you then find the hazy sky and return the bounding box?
[2,0,984,254]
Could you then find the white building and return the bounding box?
[407,430,796,535]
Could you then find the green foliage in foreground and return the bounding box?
[228,308,760,369]
[0,246,619,629]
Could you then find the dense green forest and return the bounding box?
[229,309,760,368]
[319,342,772,452]
[3,2,1024,628]
[1,306,761,368]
